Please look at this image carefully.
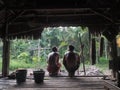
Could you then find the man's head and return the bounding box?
[52,46,58,52]
[68,45,74,51]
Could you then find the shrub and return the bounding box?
[10,60,35,70]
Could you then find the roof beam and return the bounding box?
[12,15,110,24]
[19,14,95,18]
[0,0,4,5]
[4,0,117,9]
[90,8,114,23]
[7,10,25,24]
[8,26,43,36]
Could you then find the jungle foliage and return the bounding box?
[0,26,109,71]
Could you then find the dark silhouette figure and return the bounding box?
[47,46,61,76]
[63,45,80,77]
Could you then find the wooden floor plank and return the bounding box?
[0,77,119,90]
[11,77,104,88]
[8,88,105,90]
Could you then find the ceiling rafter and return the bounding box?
[0,0,4,6]
[4,0,117,9]
[7,10,25,24]
[89,8,114,24]
[0,0,119,39]
[19,13,96,18]
[8,26,43,36]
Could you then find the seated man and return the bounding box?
[47,46,61,76]
[63,45,80,77]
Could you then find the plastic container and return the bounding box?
[33,69,45,83]
[16,69,27,83]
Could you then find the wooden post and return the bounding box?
[100,37,104,57]
[110,37,117,80]
[78,33,86,75]
[102,25,118,81]
[38,39,40,61]
[2,39,10,77]
[89,30,92,64]
[2,9,10,77]
[91,38,96,65]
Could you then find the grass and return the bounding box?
[79,57,109,74]
[10,60,35,70]
[96,57,109,73]
[0,57,109,74]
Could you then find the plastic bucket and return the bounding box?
[33,70,45,83]
[16,69,27,83]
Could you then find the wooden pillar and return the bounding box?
[100,37,104,57]
[110,39,117,79]
[2,39,10,77]
[91,38,96,65]
[2,9,10,77]
[102,25,118,80]
[89,30,92,63]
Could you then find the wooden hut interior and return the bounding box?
[0,0,120,89]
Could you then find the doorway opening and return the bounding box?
[9,26,110,77]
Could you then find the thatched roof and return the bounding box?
[0,0,120,39]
